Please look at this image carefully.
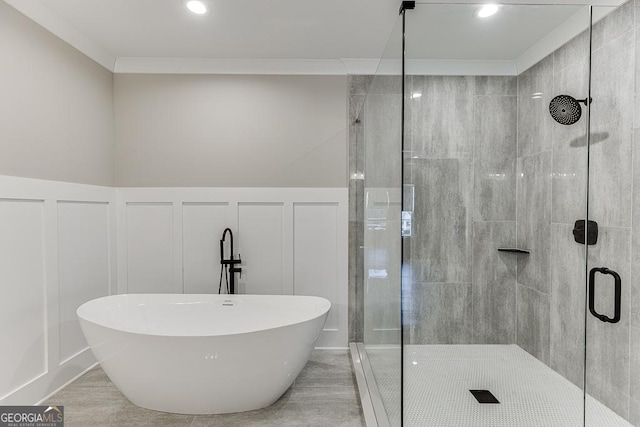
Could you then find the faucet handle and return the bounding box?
[231,266,242,279]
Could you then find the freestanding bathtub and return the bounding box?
[77,294,331,414]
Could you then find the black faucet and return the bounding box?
[220,228,242,294]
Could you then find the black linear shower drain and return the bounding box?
[470,390,500,404]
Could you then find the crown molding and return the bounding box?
[114,57,352,75]
[3,0,116,71]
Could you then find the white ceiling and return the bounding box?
[3,0,626,74]
[39,0,399,59]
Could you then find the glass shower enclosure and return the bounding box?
[355,1,637,426]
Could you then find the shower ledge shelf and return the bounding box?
[497,248,530,254]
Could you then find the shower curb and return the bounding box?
[349,342,391,427]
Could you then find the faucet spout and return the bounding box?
[220,228,242,294]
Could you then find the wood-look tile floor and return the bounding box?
[46,350,364,427]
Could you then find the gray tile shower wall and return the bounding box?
[404,75,517,345]
[631,326,640,425]
[516,284,551,365]
[350,74,518,346]
[472,221,516,344]
[474,91,517,222]
[518,1,639,422]
[586,226,631,419]
[409,76,475,159]
[347,75,372,342]
[517,55,554,158]
[516,152,552,295]
[550,223,586,389]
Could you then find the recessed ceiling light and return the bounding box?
[186,0,208,15]
[476,4,499,19]
[411,92,422,99]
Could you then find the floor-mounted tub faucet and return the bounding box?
[220,228,242,294]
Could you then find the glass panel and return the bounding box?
[404,4,592,426]
[360,14,403,427]
[585,4,636,427]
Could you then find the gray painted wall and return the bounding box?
[0,3,347,190]
[114,74,348,187]
[0,1,114,186]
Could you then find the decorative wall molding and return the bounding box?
[3,0,116,71]
[0,177,348,405]
[0,175,116,405]
[114,57,350,75]
[116,187,349,349]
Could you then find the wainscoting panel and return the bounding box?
[238,203,286,295]
[294,203,347,347]
[116,188,348,348]
[0,199,46,401]
[57,201,111,364]
[0,179,346,406]
[0,175,116,407]
[125,203,174,294]
[182,203,231,294]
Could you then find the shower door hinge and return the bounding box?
[399,1,415,14]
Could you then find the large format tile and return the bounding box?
[474,76,516,96]
[110,406,194,427]
[46,383,130,427]
[517,284,551,365]
[348,75,374,96]
[586,226,631,420]
[47,350,363,427]
[407,282,472,344]
[472,221,517,344]
[348,94,365,183]
[364,91,401,189]
[192,402,363,427]
[348,220,358,342]
[630,326,640,426]
[409,75,474,159]
[355,219,364,342]
[553,29,589,75]
[474,95,517,221]
[409,158,473,283]
[592,0,634,52]
[633,130,640,328]
[294,350,356,389]
[517,152,552,294]
[550,223,586,388]
[517,55,554,158]
[589,30,634,228]
[363,187,401,346]
[634,31,640,328]
[551,59,590,225]
[636,22,640,129]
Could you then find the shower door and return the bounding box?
[360,13,404,427]
[584,4,638,427]
[402,3,598,426]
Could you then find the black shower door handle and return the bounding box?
[588,267,621,324]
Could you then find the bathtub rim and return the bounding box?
[77,293,332,338]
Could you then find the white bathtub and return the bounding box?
[77,294,331,414]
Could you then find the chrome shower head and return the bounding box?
[549,95,590,125]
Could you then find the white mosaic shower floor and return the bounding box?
[366,344,631,427]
